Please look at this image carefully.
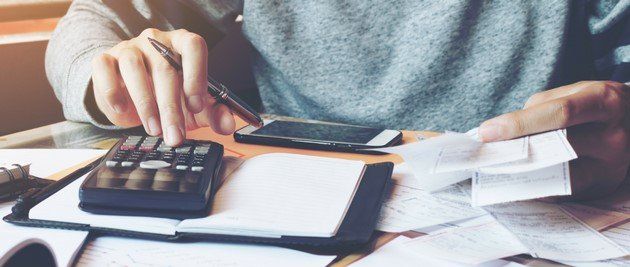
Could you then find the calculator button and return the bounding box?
[121,161,135,167]
[105,161,119,167]
[175,146,192,153]
[139,160,171,169]
[157,143,173,152]
[139,145,156,151]
[193,147,210,155]
[120,145,137,150]
[175,165,189,170]
[191,166,204,172]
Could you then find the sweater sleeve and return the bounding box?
[45,0,242,128]
[587,0,629,82]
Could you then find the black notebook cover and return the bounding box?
[4,162,393,253]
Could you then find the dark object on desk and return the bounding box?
[3,243,56,267]
[147,37,264,128]
[0,165,53,203]
[78,136,223,219]
[234,120,403,154]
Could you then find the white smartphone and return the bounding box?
[234,120,402,153]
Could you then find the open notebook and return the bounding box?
[23,153,382,240]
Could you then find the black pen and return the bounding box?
[147,37,264,128]
[11,157,102,218]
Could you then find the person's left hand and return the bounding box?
[478,81,629,200]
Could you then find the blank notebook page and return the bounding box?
[177,153,366,237]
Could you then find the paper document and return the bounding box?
[0,149,106,178]
[414,214,497,234]
[472,162,571,206]
[0,207,88,267]
[485,201,628,261]
[376,164,487,232]
[372,134,475,191]
[350,236,524,267]
[559,221,630,266]
[479,130,576,174]
[434,131,528,173]
[402,221,528,265]
[603,221,630,250]
[374,129,575,206]
[75,236,335,267]
[562,204,630,231]
[178,153,365,237]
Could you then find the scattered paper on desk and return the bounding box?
[0,149,106,178]
[562,203,630,231]
[558,221,630,266]
[75,236,335,267]
[350,236,524,267]
[485,201,629,262]
[471,162,571,206]
[402,220,528,265]
[413,214,497,234]
[376,164,487,232]
[603,221,630,250]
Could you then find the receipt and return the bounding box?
[479,130,577,174]
[471,162,571,206]
[485,201,629,262]
[433,135,528,173]
[403,220,528,264]
[372,134,475,191]
[562,204,630,231]
[376,164,487,232]
[559,221,630,266]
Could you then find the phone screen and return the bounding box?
[251,121,384,144]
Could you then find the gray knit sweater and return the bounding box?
[46,0,629,132]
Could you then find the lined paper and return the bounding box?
[178,153,365,237]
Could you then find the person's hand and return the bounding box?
[91,28,236,146]
[478,81,629,199]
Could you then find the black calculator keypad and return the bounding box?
[105,136,213,173]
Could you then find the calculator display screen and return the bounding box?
[251,121,384,144]
[84,167,200,193]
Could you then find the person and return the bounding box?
[46,1,628,198]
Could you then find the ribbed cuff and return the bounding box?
[62,45,122,130]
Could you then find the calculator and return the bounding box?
[79,136,223,219]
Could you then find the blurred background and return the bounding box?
[0,0,260,136]
[0,0,70,136]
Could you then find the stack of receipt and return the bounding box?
[374,129,577,206]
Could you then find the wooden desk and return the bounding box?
[0,118,556,266]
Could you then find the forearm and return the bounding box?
[45,0,132,128]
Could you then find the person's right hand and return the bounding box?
[91,28,236,146]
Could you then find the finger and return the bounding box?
[145,41,186,146]
[209,101,236,135]
[169,29,210,113]
[523,81,594,108]
[116,46,162,136]
[91,53,137,126]
[568,158,627,200]
[181,95,200,131]
[479,88,624,141]
[568,124,630,162]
